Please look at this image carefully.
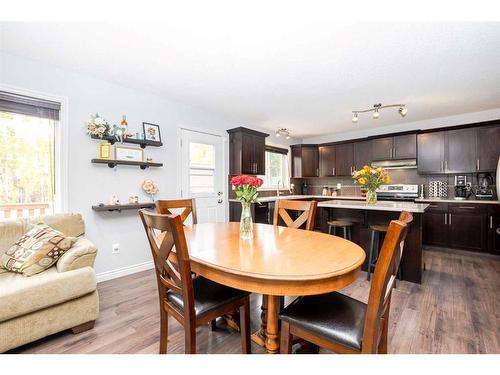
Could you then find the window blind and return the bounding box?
[0,91,61,120]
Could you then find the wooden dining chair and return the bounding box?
[156,198,197,224]
[279,211,413,354]
[139,209,251,354]
[273,199,318,231]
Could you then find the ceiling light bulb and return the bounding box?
[372,110,380,119]
[352,113,358,123]
[286,135,290,140]
[399,107,408,117]
[275,132,280,137]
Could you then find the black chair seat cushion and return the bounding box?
[279,292,367,351]
[166,276,249,319]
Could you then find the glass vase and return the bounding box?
[366,189,377,204]
[240,202,253,240]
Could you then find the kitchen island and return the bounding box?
[318,200,429,284]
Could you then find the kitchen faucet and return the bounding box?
[276,180,281,197]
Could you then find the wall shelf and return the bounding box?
[91,159,163,169]
[90,134,162,149]
[92,202,155,212]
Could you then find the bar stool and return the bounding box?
[327,220,353,240]
[367,223,402,284]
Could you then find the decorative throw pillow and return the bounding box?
[0,223,76,276]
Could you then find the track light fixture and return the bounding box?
[352,103,407,123]
[275,128,291,139]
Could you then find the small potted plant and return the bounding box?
[230,175,263,239]
[352,165,390,204]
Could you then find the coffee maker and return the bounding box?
[454,175,472,200]
[476,173,494,199]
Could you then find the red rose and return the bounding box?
[230,176,243,186]
[241,175,252,185]
[255,177,264,187]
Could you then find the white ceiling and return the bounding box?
[1,20,500,138]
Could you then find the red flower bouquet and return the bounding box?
[230,175,263,239]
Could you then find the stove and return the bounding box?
[376,184,419,201]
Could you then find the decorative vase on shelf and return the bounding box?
[239,202,253,240]
[230,175,263,240]
[366,189,377,205]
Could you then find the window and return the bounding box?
[189,142,215,194]
[262,147,289,189]
[0,91,61,219]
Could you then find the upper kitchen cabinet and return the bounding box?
[227,127,269,175]
[476,125,500,172]
[417,131,446,174]
[319,145,336,177]
[372,134,416,161]
[291,145,319,178]
[353,140,372,170]
[446,128,477,173]
[334,142,355,176]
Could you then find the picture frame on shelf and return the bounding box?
[142,122,161,142]
[99,142,111,160]
[115,145,144,162]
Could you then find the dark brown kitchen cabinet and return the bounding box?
[422,203,448,247]
[476,125,500,172]
[372,134,416,161]
[291,145,319,178]
[448,204,488,252]
[353,140,372,170]
[417,131,446,173]
[423,203,489,252]
[371,137,393,161]
[334,142,354,176]
[488,205,500,254]
[319,145,336,177]
[228,127,268,175]
[446,128,477,174]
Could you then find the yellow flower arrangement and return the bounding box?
[351,165,390,190]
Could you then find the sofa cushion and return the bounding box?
[0,266,97,323]
[0,218,26,258]
[1,223,77,276]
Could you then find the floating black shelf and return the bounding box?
[91,159,163,169]
[90,134,162,149]
[92,202,156,212]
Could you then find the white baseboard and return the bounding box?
[96,261,154,283]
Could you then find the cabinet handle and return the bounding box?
[445,160,448,171]
[332,167,335,176]
[444,213,447,225]
[441,161,444,172]
[449,213,452,225]
[429,204,438,208]
[316,168,319,177]
[392,148,396,158]
[490,216,493,229]
[458,206,475,209]
[477,159,480,171]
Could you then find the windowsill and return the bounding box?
[258,188,290,192]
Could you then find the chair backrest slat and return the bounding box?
[156,199,197,224]
[273,199,318,231]
[362,211,413,353]
[139,209,196,323]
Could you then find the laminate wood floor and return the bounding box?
[10,248,500,354]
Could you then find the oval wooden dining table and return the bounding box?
[183,222,366,354]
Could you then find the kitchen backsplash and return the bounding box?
[291,169,497,199]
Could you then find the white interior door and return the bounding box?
[180,129,225,224]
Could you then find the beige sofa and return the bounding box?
[0,213,99,353]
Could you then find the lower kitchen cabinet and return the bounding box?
[488,205,500,254]
[423,202,490,252]
[422,203,448,247]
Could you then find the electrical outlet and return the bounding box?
[112,243,120,254]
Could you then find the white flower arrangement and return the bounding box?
[86,113,111,138]
[142,179,159,201]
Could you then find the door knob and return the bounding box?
[218,199,223,204]
[217,192,223,196]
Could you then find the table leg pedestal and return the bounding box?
[265,295,280,354]
[251,294,268,347]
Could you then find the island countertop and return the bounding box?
[318,199,430,213]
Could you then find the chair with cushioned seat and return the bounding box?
[139,209,251,354]
[279,211,413,354]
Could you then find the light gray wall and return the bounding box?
[0,52,296,279]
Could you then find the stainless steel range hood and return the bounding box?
[371,159,417,170]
